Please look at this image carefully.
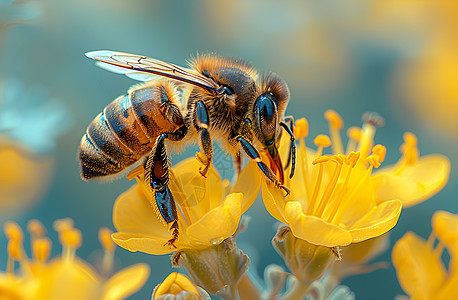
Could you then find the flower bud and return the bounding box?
[272,226,337,285]
[152,272,210,300]
[172,237,249,297]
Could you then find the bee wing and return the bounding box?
[86,50,218,91]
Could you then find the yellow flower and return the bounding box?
[0,136,54,218]
[392,210,458,300]
[112,157,260,255]
[1,219,150,300]
[263,111,407,247]
[152,272,210,300]
[372,132,450,208]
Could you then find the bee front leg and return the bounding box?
[237,135,290,196]
[145,133,179,248]
[195,101,213,177]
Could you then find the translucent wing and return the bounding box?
[86,50,219,91]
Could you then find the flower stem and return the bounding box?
[237,273,260,300]
[279,278,310,300]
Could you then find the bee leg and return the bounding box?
[145,133,179,248]
[283,116,294,169]
[280,117,296,179]
[195,101,213,178]
[237,135,290,197]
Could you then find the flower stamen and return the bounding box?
[27,219,46,246]
[325,110,344,155]
[4,221,24,242]
[327,152,361,223]
[399,132,419,167]
[295,118,312,198]
[54,219,81,264]
[346,126,362,154]
[314,156,343,218]
[98,227,115,277]
[32,237,51,263]
[313,135,331,158]
[358,112,385,157]
[307,162,324,215]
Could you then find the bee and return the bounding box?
[79,50,296,247]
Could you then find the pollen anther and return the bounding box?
[314,135,331,148]
[294,118,309,138]
[325,110,344,129]
[4,221,24,242]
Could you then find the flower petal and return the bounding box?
[284,201,352,247]
[112,183,170,239]
[185,193,243,247]
[373,155,450,207]
[349,199,402,242]
[0,142,54,214]
[100,263,150,300]
[171,158,223,219]
[392,232,447,297]
[432,210,458,248]
[111,232,188,255]
[231,161,261,213]
[432,210,458,272]
[261,180,287,224]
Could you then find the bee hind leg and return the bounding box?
[145,133,179,248]
[195,101,213,177]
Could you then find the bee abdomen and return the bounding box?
[80,110,137,180]
[79,131,122,179]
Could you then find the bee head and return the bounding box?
[252,74,290,148]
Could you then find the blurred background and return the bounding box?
[1,0,456,298]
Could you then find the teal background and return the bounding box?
[1,0,457,299]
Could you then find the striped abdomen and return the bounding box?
[79,82,182,180]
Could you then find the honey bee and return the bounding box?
[79,50,296,247]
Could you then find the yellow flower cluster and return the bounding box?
[1,219,149,300]
[107,109,450,298]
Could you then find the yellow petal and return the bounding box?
[111,232,189,255]
[432,211,458,272]
[373,155,450,207]
[112,184,170,239]
[171,158,223,219]
[185,193,242,246]
[261,180,287,224]
[432,210,458,248]
[392,232,447,297]
[100,263,150,300]
[341,234,390,264]
[284,201,352,247]
[230,161,261,213]
[0,143,54,215]
[38,258,100,300]
[437,274,458,300]
[349,199,402,242]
